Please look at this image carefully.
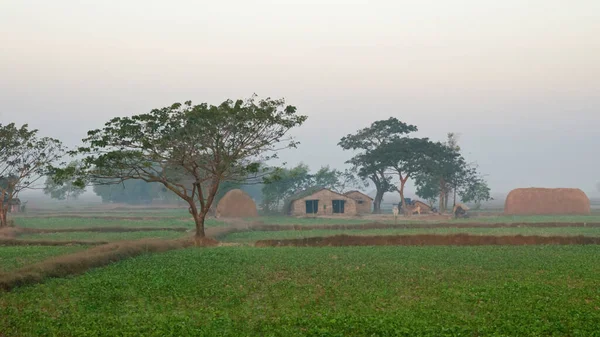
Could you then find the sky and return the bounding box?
[1,0,599,198]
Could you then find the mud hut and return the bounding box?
[343,190,373,214]
[412,200,433,214]
[504,188,590,215]
[215,189,258,218]
[288,188,357,216]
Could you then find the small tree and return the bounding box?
[56,96,306,240]
[44,161,86,201]
[0,123,64,227]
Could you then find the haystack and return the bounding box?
[504,188,590,215]
[215,189,258,218]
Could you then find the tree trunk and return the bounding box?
[439,179,445,213]
[373,189,384,214]
[453,185,457,207]
[194,211,206,238]
[188,201,206,239]
[0,206,8,228]
[397,176,408,214]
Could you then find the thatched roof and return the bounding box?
[344,190,374,200]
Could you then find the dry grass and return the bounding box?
[505,188,590,215]
[255,233,600,247]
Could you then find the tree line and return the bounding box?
[0,95,490,240]
[338,118,491,213]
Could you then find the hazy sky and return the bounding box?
[1,0,599,197]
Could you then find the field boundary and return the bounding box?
[255,233,600,247]
[18,226,190,234]
[0,238,108,246]
[249,222,600,231]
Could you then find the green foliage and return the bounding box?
[414,136,491,211]
[14,216,226,229]
[2,246,600,336]
[0,123,65,226]
[92,180,161,205]
[20,230,185,242]
[55,95,306,236]
[0,246,87,272]
[339,118,417,212]
[44,161,86,201]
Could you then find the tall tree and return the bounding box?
[378,137,434,211]
[414,139,491,212]
[339,118,418,213]
[56,96,306,240]
[44,161,86,201]
[0,123,64,227]
[414,141,465,212]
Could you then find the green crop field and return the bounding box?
[19,230,188,242]
[0,246,88,272]
[221,226,600,243]
[2,246,600,336]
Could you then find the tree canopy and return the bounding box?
[56,96,306,239]
[339,118,419,213]
[44,161,86,201]
[0,123,64,226]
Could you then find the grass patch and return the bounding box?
[20,231,187,242]
[253,216,373,225]
[0,246,87,272]
[1,246,600,336]
[455,215,600,224]
[223,227,600,243]
[251,215,600,226]
[14,217,226,229]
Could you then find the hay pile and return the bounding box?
[215,189,258,218]
[504,188,590,215]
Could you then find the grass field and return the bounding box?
[19,230,188,242]
[0,246,88,272]
[13,216,226,229]
[2,246,600,336]
[222,226,600,243]
[3,211,600,336]
[253,215,600,226]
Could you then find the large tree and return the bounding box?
[414,141,466,212]
[414,138,491,212]
[57,96,306,240]
[378,137,434,211]
[0,123,64,227]
[339,118,418,213]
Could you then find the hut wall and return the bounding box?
[344,191,372,214]
[290,189,357,216]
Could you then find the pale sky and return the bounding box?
[1,0,599,197]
